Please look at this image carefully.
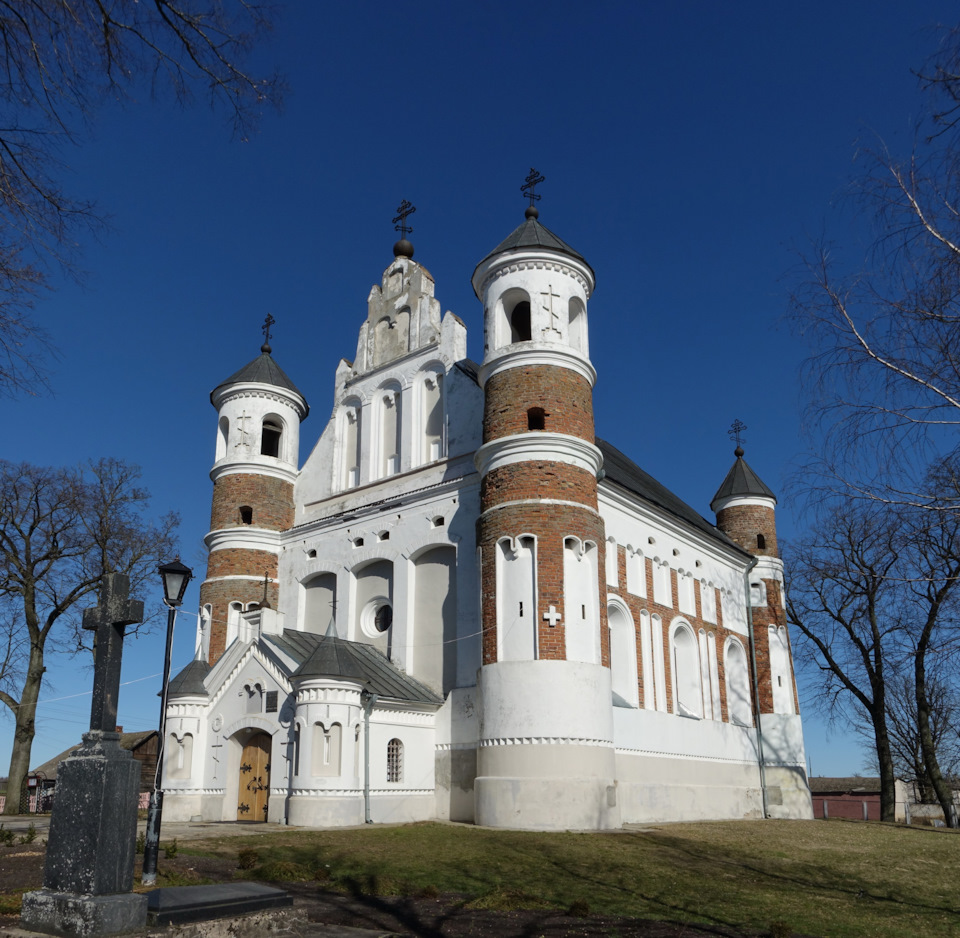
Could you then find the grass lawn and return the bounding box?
[172,818,959,938]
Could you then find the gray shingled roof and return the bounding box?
[31,731,157,780]
[211,350,307,406]
[597,437,748,556]
[710,453,777,508]
[474,216,594,281]
[268,631,443,705]
[168,658,212,698]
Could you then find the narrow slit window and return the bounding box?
[239,505,253,525]
[757,534,766,550]
[527,407,546,431]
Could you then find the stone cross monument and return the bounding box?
[21,573,148,937]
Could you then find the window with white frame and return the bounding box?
[386,737,403,783]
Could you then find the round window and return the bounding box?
[374,604,393,633]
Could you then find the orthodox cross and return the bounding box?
[543,605,562,628]
[521,168,545,207]
[393,199,416,238]
[541,284,562,334]
[82,573,144,734]
[211,734,223,780]
[728,419,748,450]
[235,411,251,448]
[261,313,276,347]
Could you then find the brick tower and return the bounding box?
[472,183,619,830]
[199,325,309,664]
[710,444,799,719]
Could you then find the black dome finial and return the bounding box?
[728,418,747,457]
[392,199,416,258]
[261,313,275,354]
[521,168,545,218]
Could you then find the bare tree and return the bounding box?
[0,1,280,396]
[792,25,960,512]
[0,458,177,815]
[785,501,902,820]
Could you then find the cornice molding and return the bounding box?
[475,432,603,479]
[479,344,596,387]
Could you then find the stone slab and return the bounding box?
[145,882,292,926]
[19,889,147,937]
[43,734,141,896]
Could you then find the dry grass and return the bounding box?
[180,818,959,938]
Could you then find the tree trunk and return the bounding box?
[915,652,957,827]
[3,648,44,815]
[872,706,897,823]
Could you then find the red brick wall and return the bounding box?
[483,366,595,442]
[481,461,598,510]
[716,504,777,557]
[479,503,609,664]
[202,572,280,663]
[210,474,294,531]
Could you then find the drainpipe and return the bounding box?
[744,555,769,818]
[360,689,378,824]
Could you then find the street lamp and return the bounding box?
[141,558,193,886]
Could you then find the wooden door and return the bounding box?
[237,732,271,821]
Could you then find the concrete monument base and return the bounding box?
[20,890,148,938]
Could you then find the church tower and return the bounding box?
[472,174,619,830]
[711,438,798,718]
[199,320,309,664]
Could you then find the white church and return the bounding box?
[162,190,813,830]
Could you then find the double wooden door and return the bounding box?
[237,732,270,821]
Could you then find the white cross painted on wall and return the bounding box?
[541,285,562,336]
[543,605,562,627]
[211,735,223,779]
[235,412,251,449]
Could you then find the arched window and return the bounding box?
[608,601,639,707]
[725,639,752,725]
[302,572,336,634]
[564,538,599,664]
[239,505,253,525]
[216,416,229,461]
[757,533,766,550]
[769,626,795,714]
[568,297,587,354]
[510,300,532,342]
[261,416,283,458]
[527,407,546,431]
[672,624,702,718]
[379,386,401,477]
[342,400,362,489]
[423,372,445,462]
[227,602,243,647]
[167,732,193,779]
[245,682,263,714]
[386,738,403,783]
[312,722,342,776]
[497,536,537,661]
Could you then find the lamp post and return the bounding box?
[141,558,193,886]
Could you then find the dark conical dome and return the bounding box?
[211,349,307,408]
[167,658,211,698]
[476,215,588,267]
[291,634,371,682]
[710,451,777,511]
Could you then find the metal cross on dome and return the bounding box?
[393,199,416,238]
[728,419,748,448]
[521,168,545,207]
[261,313,276,346]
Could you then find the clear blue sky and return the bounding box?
[4,1,956,779]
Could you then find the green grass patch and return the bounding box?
[0,890,25,915]
[181,819,960,937]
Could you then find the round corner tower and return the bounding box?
[711,445,798,717]
[200,334,309,664]
[472,199,619,830]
